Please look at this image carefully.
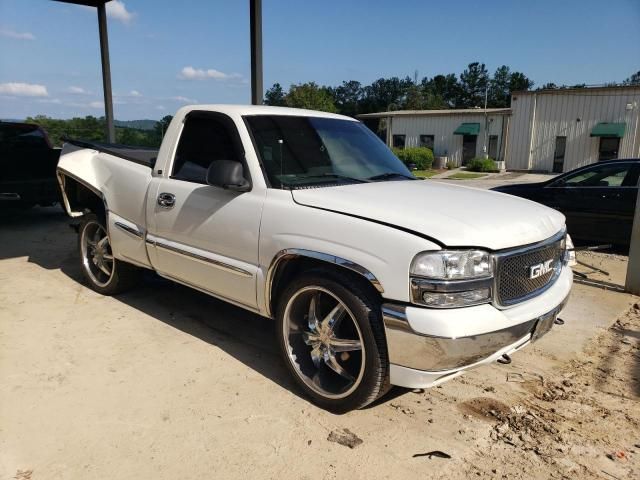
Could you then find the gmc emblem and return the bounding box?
[529,259,554,279]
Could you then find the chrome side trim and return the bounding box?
[264,248,384,318]
[114,221,143,239]
[156,271,261,314]
[0,193,21,200]
[146,236,253,278]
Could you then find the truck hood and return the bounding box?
[291,180,565,250]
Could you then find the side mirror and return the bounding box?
[206,160,250,192]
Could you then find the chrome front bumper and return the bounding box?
[383,266,572,388]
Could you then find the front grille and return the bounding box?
[495,235,564,306]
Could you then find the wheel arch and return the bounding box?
[265,249,384,318]
[57,169,108,219]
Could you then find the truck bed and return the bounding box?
[63,138,158,168]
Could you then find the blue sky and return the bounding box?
[1,0,638,120]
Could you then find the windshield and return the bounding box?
[244,115,413,188]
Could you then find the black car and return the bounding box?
[492,159,640,248]
[0,121,61,208]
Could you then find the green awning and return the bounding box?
[590,122,625,138]
[453,122,480,135]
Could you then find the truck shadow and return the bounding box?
[0,206,425,410]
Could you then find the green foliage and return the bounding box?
[391,146,434,170]
[466,157,498,172]
[25,115,172,148]
[446,161,456,170]
[458,62,489,108]
[624,70,640,86]
[284,82,337,112]
[448,172,487,180]
[264,83,286,106]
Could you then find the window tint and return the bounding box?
[558,163,633,188]
[244,115,411,188]
[0,124,48,149]
[172,115,240,183]
[419,134,434,150]
[392,134,406,148]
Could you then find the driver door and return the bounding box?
[146,112,263,309]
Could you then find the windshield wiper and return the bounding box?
[367,172,415,181]
[301,173,371,184]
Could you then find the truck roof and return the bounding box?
[176,104,358,121]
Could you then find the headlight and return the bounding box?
[410,250,493,308]
[564,234,577,267]
[411,250,492,279]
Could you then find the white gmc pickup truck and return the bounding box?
[57,105,573,411]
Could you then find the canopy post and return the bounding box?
[97,1,115,142]
[250,0,263,105]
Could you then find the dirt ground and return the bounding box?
[1,207,639,480]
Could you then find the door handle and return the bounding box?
[157,192,176,209]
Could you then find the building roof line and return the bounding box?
[357,108,512,119]
[512,85,640,96]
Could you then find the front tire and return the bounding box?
[78,213,139,295]
[276,269,390,412]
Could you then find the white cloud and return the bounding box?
[107,1,135,24]
[78,1,135,24]
[0,28,35,40]
[0,82,48,97]
[89,101,104,109]
[178,66,243,81]
[129,90,142,97]
[38,98,62,104]
[156,105,165,110]
[171,95,198,103]
[67,86,89,95]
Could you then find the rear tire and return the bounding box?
[276,268,390,412]
[77,213,139,295]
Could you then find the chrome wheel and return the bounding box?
[80,220,114,287]
[283,286,365,399]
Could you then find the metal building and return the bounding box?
[359,109,511,167]
[360,85,640,172]
[506,86,640,172]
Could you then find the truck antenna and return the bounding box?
[278,139,284,189]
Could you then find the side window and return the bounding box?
[419,134,434,150]
[558,164,631,187]
[392,134,405,148]
[171,115,241,184]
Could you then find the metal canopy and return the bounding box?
[53,0,109,6]
[52,0,115,142]
[453,123,480,135]
[50,0,264,142]
[590,122,626,138]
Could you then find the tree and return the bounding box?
[623,70,640,85]
[331,80,363,117]
[540,82,558,90]
[509,72,534,93]
[458,62,489,108]
[423,74,461,108]
[488,65,511,108]
[285,82,337,112]
[264,83,286,106]
[361,77,413,112]
[154,115,173,140]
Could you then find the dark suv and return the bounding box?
[0,121,61,208]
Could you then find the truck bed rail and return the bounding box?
[62,137,158,168]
